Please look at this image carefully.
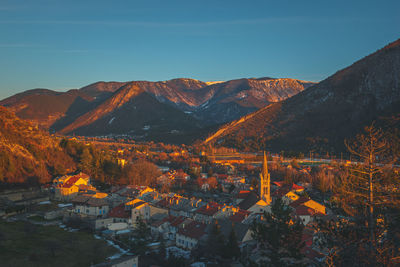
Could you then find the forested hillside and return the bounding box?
[0,106,75,184]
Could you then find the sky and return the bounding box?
[0,0,399,100]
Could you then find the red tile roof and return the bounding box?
[237,190,251,199]
[164,216,186,227]
[108,204,130,218]
[177,221,206,240]
[273,181,284,187]
[292,183,304,191]
[289,197,310,209]
[295,204,324,217]
[62,175,81,188]
[157,197,172,208]
[196,205,219,216]
[272,186,292,198]
[229,210,250,223]
[61,173,89,188]
[87,198,108,207]
[295,205,316,216]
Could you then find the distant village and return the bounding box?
[0,142,345,267]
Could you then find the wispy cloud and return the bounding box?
[62,49,90,53]
[0,43,45,48]
[0,16,378,27]
[0,5,28,11]
[0,17,317,27]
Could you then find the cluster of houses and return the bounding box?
[156,169,190,187]
[50,154,329,265]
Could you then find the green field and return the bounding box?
[0,220,118,267]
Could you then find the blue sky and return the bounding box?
[0,0,399,99]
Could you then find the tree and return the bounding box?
[343,124,389,247]
[79,147,93,173]
[319,124,400,265]
[135,215,150,240]
[206,222,225,258]
[251,198,304,266]
[122,159,161,186]
[312,167,335,198]
[158,236,166,260]
[132,215,151,255]
[225,228,240,259]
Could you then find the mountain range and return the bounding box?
[2,39,399,152]
[204,39,400,153]
[0,77,312,143]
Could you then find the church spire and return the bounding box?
[260,151,271,204]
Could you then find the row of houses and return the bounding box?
[52,166,328,264]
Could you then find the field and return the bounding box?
[0,220,118,267]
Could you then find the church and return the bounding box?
[259,151,272,205]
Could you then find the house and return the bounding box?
[176,220,207,250]
[238,191,259,211]
[194,202,222,224]
[294,205,323,225]
[247,199,271,214]
[214,205,240,220]
[129,199,149,223]
[235,190,251,205]
[130,198,168,223]
[54,173,90,201]
[72,195,109,218]
[289,197,326,215]
[166,196,201,218]
[150,215,186,241]
[237,191,270,214]
[229,209,251,223]
[108,204,131,224]
[272,185,300,204]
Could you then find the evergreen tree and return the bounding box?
[251,198,305,266]
[132,215,151,256]
[206,221,225,258]
[159,236,166,260]
[225,228,240,259]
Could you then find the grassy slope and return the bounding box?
[0,220,117,267]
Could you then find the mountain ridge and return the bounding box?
[203,38,400,152]
[0,76,312,143]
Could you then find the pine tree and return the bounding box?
[206,221,225,258]
[320,124,400,265]
[226,228,240,259]
[251,198,304,266]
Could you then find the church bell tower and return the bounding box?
[260,151,271,205]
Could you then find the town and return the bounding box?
[1,3,399,265]
[3,136,396,267]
